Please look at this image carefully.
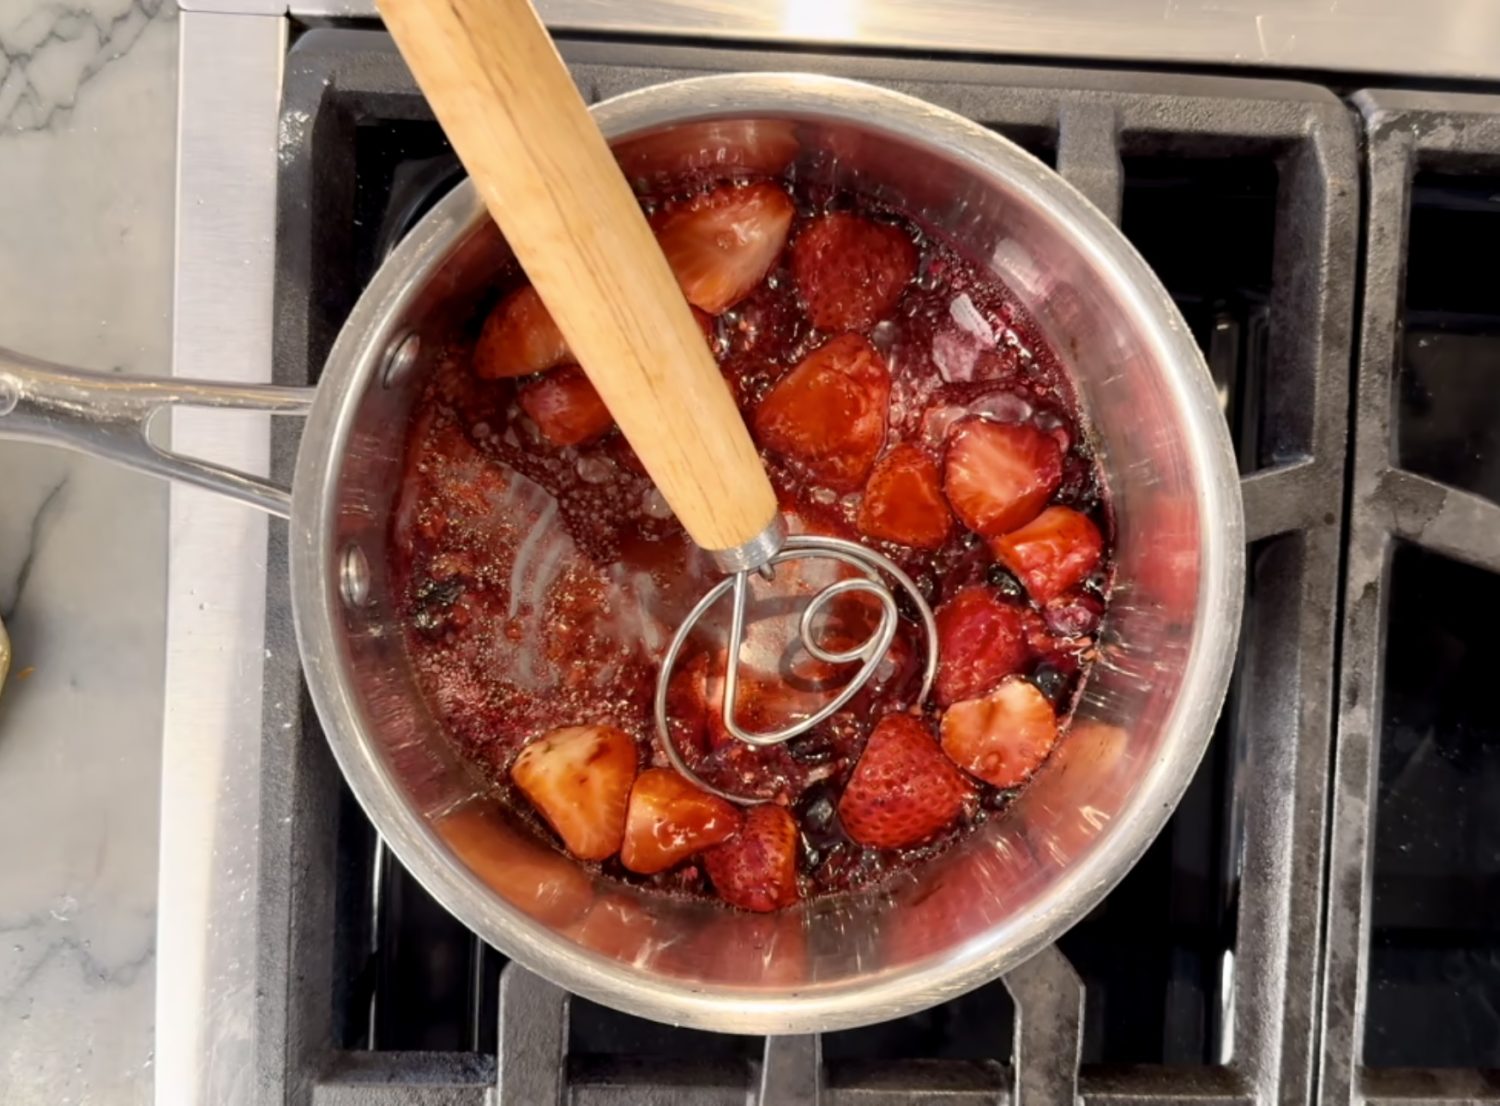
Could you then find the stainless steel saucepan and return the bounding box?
[0,74,1243,1033]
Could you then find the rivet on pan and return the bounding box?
[340,543,372,609]
[0,374,19,416]
[380,331,420,389]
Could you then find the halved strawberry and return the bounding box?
[790,212,918,332]
[857,444,952,549]
[990,506,1103,604]
[474,286,571,379]
[939,677,1058,788]
[838,713,975,849]
[516,365,614,447]
[942,419,1062,537]
[510,724,638,860]
[753,333,891,490]
[933,585,1032,706]
[654,181,795,314]
[704,804,800,912]
[621,768,742,874]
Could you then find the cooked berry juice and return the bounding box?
[389,170,1112,913]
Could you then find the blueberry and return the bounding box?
[787,733,835,766]
[795,781,843,850]
[985,563,1025,598]
[1031,662,1070,704]
[981,787,1017,813]
[895,587,922,622]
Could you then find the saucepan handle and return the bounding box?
[0,347,315,518]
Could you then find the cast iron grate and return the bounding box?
[261,28,1355,1105]
[1322,89,1500,1106]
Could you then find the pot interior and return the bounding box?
[300,79,1241,1032]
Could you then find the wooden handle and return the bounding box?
[379,0,779,554]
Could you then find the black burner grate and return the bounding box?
[262,29,1356,1105]
[1322,89,1500,1106]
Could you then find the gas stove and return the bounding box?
[161,6,1500,1104]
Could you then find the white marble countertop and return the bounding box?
[0,1,177,1102]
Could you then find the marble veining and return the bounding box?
[1,0,167,132]
[0,0,176,1100]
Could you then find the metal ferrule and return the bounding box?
[708,515,787,574]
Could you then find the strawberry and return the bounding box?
[510,724,638,860]
[837,713,974,849]
[942,419,1062,537]
[704,804,800,912]
[516,365,614,447]
[933,585,1032,706]
[790,212,918,332]
[753,333,891,490]
[990,506,1103,604]
[473,286,571,379]
[621,768,742,874]
[939,677,1058,788]
[654,181,795,314]
[857,444,951,549]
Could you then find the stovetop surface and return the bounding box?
[239,25,1500,1106]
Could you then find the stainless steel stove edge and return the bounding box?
[161,12,287,1106]
[175,0,1500,83]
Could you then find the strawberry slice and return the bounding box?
[857,444,952,549]
[933,585,1032,706]
[942,419,1062,537]
[654,181,795,314]
[474,286,571,379]
[704,804,800,912]
[790,212,918,331]
[753,333,891,490]
[510,724,638,860]
[621,768,742,874]
[838,713,975,849]
[516,365,614,447]
[990,506,1104,604]
[939,677,1058,788]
